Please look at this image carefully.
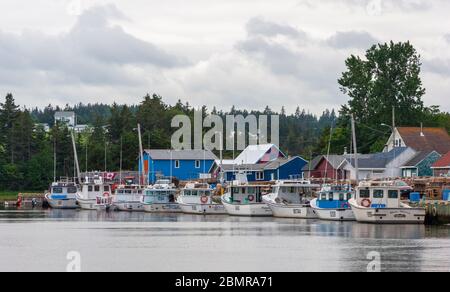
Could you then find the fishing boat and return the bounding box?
[310,184,355,221]
[348,180,426,224]
[222,181,272,217]
[112,184,144,212]
[177,182,226,215]
[76,174,113,210]
[262,180,320,218]
[142,179,181,213]
[45,179,79,209]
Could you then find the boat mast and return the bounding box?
[137,124,145,187]
[53,138,56,182]
[351,114,359,183]
[71,131,82,184]
[120,136,123,184]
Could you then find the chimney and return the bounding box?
[344,147,348,155]
[420,123,425,137]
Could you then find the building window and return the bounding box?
[255,171,264,181]
[175,160,180,169]
[195,160,201,169]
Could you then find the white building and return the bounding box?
[55,111,76,127]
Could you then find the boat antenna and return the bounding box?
[323,124,334,185]
[70,131,82,184]
[351,114,359,183]
[120,136,123,184]
[137,124,145,187]
[53,137,56,182]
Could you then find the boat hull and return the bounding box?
[45,194,78,209]
[348,199,425,224]
[143,203,182,213]
[77,198,98,210]
[113,202,145,212]
[179,203,227,215]
[265,201,317,219]
[310,199,355,221]
[222,199,272,217]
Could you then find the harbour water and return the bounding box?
[1,206,450,272]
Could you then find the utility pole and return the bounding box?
[351,114,359,182]
[392,106,396,149]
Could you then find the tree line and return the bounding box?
[1,41,449,192]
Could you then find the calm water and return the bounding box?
[0,206,450,272]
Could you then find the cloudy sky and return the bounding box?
[0,0,449,114]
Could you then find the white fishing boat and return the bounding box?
[348,180,426,224]
[45,179,79,209]
[222,182,272,217]
[177,182,226,215]
[262,180,320,219]
[142,179,181,213]
[112,184,144,212]
[310,184,355,221]
[76,174,113,210]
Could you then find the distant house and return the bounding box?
[384,127,450,154]
[339,147,417,180]
[302,155,354,180]
[141,149,218,183]
[36,123,50,132]
[221,156,308,182]
[401,151,441,177]
[431,152,450,177]
[55,111,76,127]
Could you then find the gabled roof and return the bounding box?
[302,154,370,171]
[397,127,450,155]
[234,144,285,164]
[432,152,450,169]
[401,151,440,168]
[221,157,302,172]
[344,148,409,169]
[144,149,217,161]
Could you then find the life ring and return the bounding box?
[103,192,110,198]
[248,195,255,202]
[361,199,371,208]
[200,196,209,204]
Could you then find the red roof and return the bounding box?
[432,152,450,168]
[397,127,450,154]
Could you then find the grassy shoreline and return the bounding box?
[0,191,43,202]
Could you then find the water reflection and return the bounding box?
[0,207,449,272]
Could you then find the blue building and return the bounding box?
[140,149,217,183]
[220,156,308,182]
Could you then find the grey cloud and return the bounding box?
[423,58,450,76]
[327,31,379,49]
[246,17,307,40]
[298,0,432,13]
[0,4,186,87]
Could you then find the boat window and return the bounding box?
[242,188,247,194]
[388,190,399,199]
[205,191,211,196]
[52,187,63,194]
[321,193,327,200]
[373,190,384,199]
[94,186,100,192]
[67,187,77,194]
[138,190,142,194]
[118,190,124,194]
[339,193,345,201]
[328,193,334,201]
[104,186,110,192]
[347,193,352,200]
[191,190,199,196]
[359,189,370,198]
[88,186,93,192]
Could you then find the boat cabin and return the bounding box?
[272,180,318,205]
[228,185,270,204]
[80,176,112,199]
[355,181,412,209]
[50,181,78,199]
[317,184,353,209]
[114,185,143,202]
[143,180,177,204]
